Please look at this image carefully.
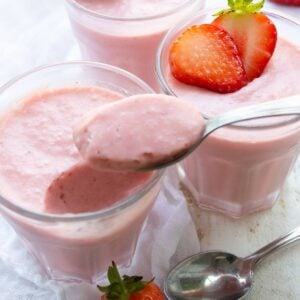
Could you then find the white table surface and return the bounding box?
[0,1,299,299]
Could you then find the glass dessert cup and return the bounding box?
[156,9,300,218]
[64,0,204,91]
[0,62,164,283]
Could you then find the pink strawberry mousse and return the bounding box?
[0,86,161,281]
[73,94,205,171]
[74,0,189,18]
[65,0,204,89]
[165,38,300,217]
[0,86,153,213]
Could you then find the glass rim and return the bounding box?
[66,0,202,22]
[0,61,165,223]
[155,7,300,129]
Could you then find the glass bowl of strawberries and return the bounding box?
[156,0,300,218]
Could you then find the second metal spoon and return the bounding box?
[165,226,300,300]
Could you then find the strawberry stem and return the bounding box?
[214,0,265,16]
[98,261,151,300]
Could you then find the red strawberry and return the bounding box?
[270,0,300,5]
[213,0,277,81]
[98,261,164,300]
[169,24,248,93]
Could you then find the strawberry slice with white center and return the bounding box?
[169,24,248,93]
[213,0,277,82]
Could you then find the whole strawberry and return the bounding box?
[98,261,164,300]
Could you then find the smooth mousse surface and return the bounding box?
[167,39,300,120]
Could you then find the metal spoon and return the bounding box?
[165,226,300,300]
[145,94,300,170]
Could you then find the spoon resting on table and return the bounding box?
[73,94,300,172]
[164,226,300,300]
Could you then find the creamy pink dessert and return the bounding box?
[0,86,161,281]
[65,0,204,89]
[74,94,205,171]
[167,39,300,115]
[45,163,152,214]
[161,36,300,217]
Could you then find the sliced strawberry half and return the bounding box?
[169,24,248,93]
[213,4,277,81]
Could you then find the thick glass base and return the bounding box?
[178,164,284,219]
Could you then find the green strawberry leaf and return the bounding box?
[98,261,152,300]
[214,0,265,16]
[97,285,110,293]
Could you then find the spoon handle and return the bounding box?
[203,94,300,139]
[245,226,300,265]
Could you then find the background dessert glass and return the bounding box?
[64,0,204,90]
[156,9,300,218]
[0,62,164,283]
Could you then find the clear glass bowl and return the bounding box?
[65,0,205,90]
[156,8,300,218]
[0,61,164,283]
